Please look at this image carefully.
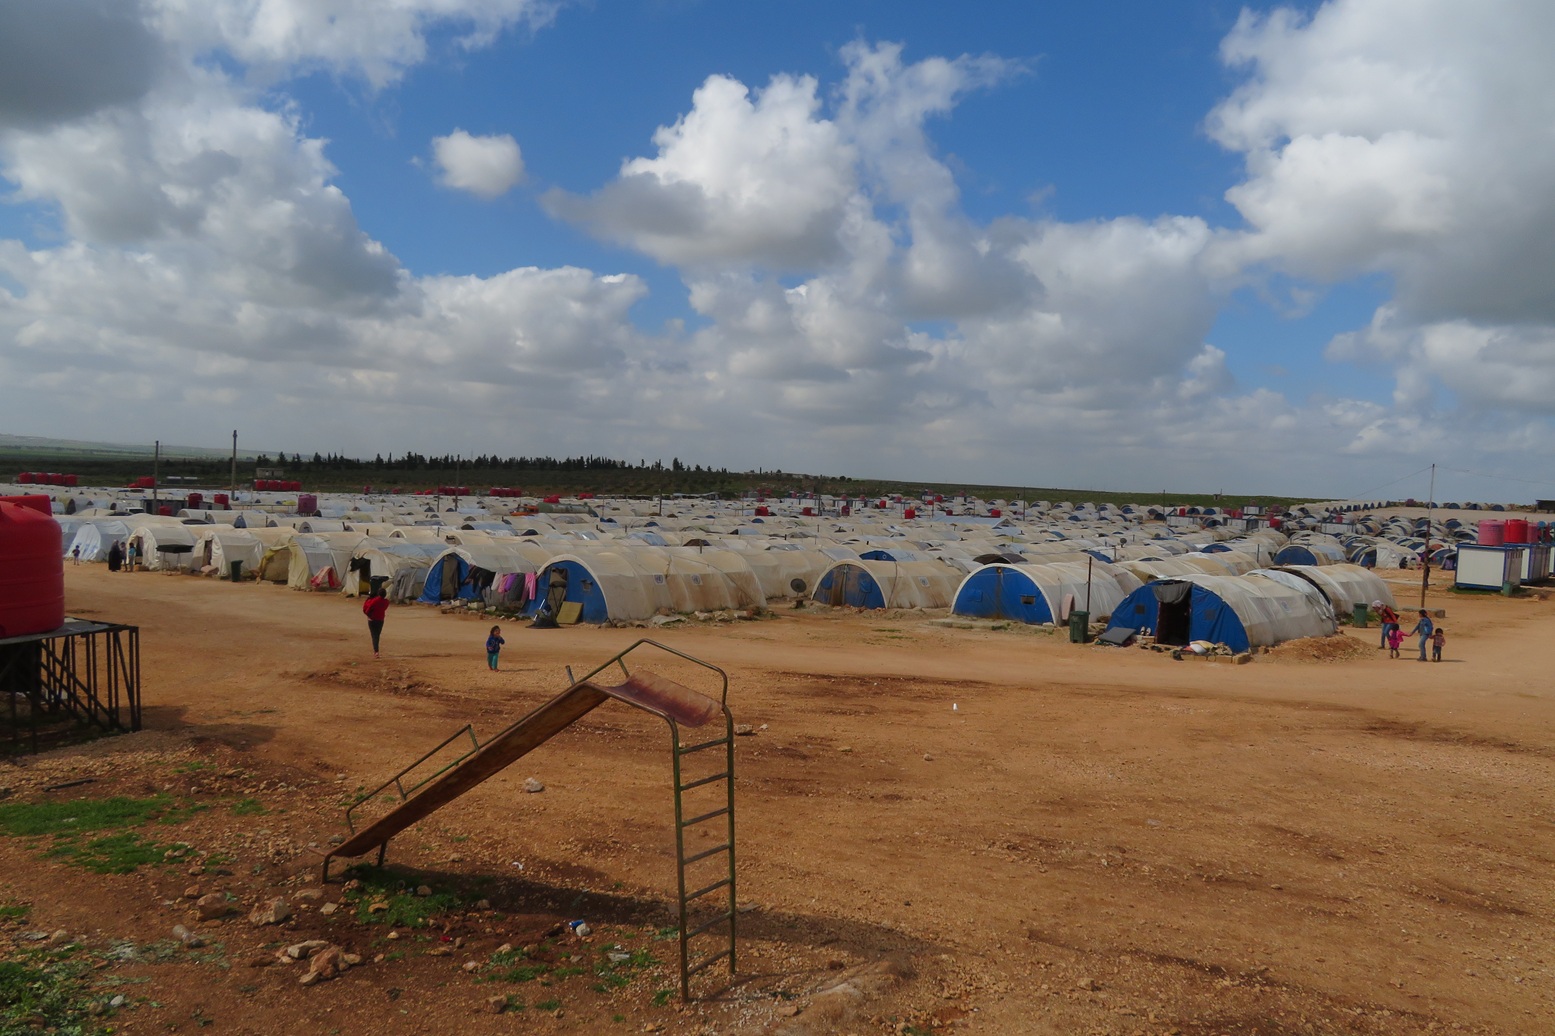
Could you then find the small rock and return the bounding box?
[1077,977,1098,991]
[172,925,204,948]
[47,930,72,948]
[319,902,338,916]
[923,753,934,762]
[283,940,331,961]
[294,888,323,902]
[778,1004,800,1017]
[416,885,432,897]
[249,897,292,926]
[367,901,390,913]
[341,953,362,966]
[463,960,481,972]
[523,777,545,793]
[327,834,345,846]
[194,893,234,920]
[182,885,202,900]
[734,724,755,736]
[495,943,513,954]
[838,746,852,753]
[474,899,491,910]
[386,930,400,940]
[486,995,508,1014]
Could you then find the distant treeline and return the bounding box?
[252,452,746,475]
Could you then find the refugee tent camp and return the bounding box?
[66,519,133,561]
[1105,573,1338,652]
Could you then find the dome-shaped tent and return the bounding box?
[951,561,1143,625]
[810,560,959,610]
[1105,574,1337,652]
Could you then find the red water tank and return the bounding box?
[989,508,1002,518]
[297,493,318,514]
[0,495,65,638]
[904,507,917,519]
[802,506,814,516]
[1478,520,1505,546]
[1504,518,1530,544]
[16,472,34,484]
[187,491,204,509]
[213,493,230,508]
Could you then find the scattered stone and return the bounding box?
[523,778,545,794]
[182,885,202,900]
[341,953,362,966]
[734,724,755,736]
[386,930,400,940]
[301,946,344,985]
[46,930,72,948]
[367,901,390,913]
[463,960,481,972]
[249,897,292,926]
[486,995,508,1014]
[416,885,433,897]
[172,925,205,948]
[294,888,323,902]
[194,893,235,920]
[282,940,331,961]
[777,1004,800,1018]
[839,746,852,753]
[108,995,126,1009]
[1077,977,1098,991]
[923,754,934,762]
[327,834,345,846]
[474,899,491,910]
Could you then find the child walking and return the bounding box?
[486,625,505,671]
[1431,627,1445,662]
[1386,625,1405,659]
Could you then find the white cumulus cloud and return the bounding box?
[432,130,525,199]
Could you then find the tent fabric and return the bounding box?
[1106,574,1337,652]
[811,560,959,610]
[1258,563,1397,612]
[951,561,1143,625]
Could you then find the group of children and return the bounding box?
[1375,602,1446,661]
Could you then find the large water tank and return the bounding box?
[1504,518,1531,544]
[0,495,65,638]
[1478,519,1505,546]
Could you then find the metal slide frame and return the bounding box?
[321,640,736,1000]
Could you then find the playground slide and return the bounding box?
[326,671,720,867]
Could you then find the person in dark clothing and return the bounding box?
[107,540,123,572]
[362,588,389,658]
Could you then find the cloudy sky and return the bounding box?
[1,0,1551,501]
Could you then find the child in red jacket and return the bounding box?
[362,589,389,658]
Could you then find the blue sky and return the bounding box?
[2,0,1552,502]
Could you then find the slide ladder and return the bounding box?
[320,640,736,999]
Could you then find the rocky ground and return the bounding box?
[2,565,1552,1034]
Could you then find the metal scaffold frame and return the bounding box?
[0,619,142,756]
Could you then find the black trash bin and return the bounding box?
[1068,609,1090,644]
[228,560,244,582]
[370,575,389,595]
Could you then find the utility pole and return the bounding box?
[152,440,160,512]
[229,430,237,499]
[1419,463,1435,609]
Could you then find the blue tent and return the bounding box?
[418,553,477,604]
[953,566,1058,623]
[522,559,611,623]
[812,562,887,608]
[1106,579,1254,653]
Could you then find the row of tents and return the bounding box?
[48,508,1399,651]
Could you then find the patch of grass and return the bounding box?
[172,761,212,774]
[229,798,267,816]
[592,947,658,992]
[201,852,235,873]
[0,795,176,837]
[342,867,461,928]
[481,947,550,984]
[651,926,679,942]
[535,998,561,1012]
[651,988,675,1007]
[0,903,30,922]
[0,956,112,1034]
[46,832,174,874]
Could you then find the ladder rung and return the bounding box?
[678,737,730,756]
[684,911,733,940]
[682,842,730,865]
[678,771,730,792]
[681,806,729,828]
[685,947,732,978]
[684,877,731,903]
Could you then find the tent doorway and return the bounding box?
[1153,581,1192,646]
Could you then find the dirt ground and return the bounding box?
[2,564,1552,1035]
